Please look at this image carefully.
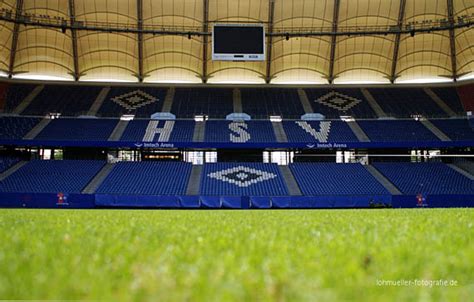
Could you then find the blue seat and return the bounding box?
[0,117,41,140]
[358,120,439,142]
[35,118,118,141]
[22,85,102,116]
[430,88,465,115]
[369,88,446,117]
[373,162,474,195]
[172,88,233,118]
[96,161,192,195]
[0,156,20,173]
[290,163,389,195]
[240,88,304,119]
[430,118,474,141]
[3,84,37,113]
[0,160,105,193]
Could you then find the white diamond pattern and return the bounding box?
[208,166,277,187]
[315,91,361,112]
[111,90,158,111]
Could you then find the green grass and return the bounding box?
[0,209,473,301]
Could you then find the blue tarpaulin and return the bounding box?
[200,196,221,208]
[221,196,242,208]
[250,196,272,208]
[0,193,471,209]
[179,196,200,208]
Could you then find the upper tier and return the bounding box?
[0,83,467,119]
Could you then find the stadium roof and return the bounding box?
[0,0,473,84]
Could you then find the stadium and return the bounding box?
[0,0,473,300]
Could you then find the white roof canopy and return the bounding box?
[0,0,472,84]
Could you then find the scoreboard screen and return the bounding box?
[212,24,265,61]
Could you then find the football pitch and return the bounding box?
[0,209,472,301]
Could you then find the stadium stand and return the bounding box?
[0,0,472,211]
[205,120,277,143]
[3,84,37,112]
[290,163,389,196]
[200,163,288,196]
[430,118,474,141]
[305,88,376,118]
[172,88,234,118]
[357,120,440,142]
[96,161,192,195]
[0,116,41,140]
[283,120,359,142]
[240,88,304,118]
[97,87,168,118]
[430,87,465,115]
[373,162,473,195]
[22,85,102,116]
[368,88,446,117]
[0,156,20,173]
[0,160,105,193]
[35,118,118,141]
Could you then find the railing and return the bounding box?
[0,112,472,122]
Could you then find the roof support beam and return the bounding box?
[68,0,80,81]
[8,0,24,78]
[136,0,144,82]
[1,14,472,37]
[389,0,406,83]
[327,0,340,84]
[265,0,275,84]
[447,0,457,81]
[201,0,209,83]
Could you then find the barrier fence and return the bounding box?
[1,193,472,209]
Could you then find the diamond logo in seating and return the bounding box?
[208,166,277,187]
[315,91,361,112]
[111,90,158,111]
